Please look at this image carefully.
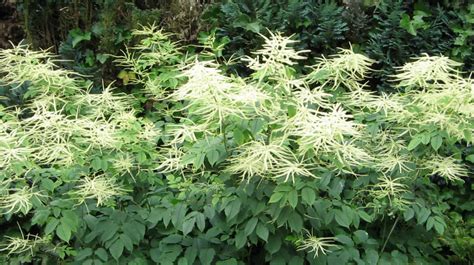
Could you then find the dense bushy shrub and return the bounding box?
[202,0,473,90]
[0,27,472,264]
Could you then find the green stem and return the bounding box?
[381,216,400,253]
[221,120,228,153]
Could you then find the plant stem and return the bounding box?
[381,216,400,253]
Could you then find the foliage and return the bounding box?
[202,0,470,91]
[15,0,213,84]
[0,27,472,264]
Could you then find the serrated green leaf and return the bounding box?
[430,135,442,151]
[256,223,269,242]
[182,217,195,236]
[404,208,415,221]
[335,209,351,228]
[407,137,421,150]
[466,154,474,163]
[206,149,220,166]
[301,187,316,205]
[198,248,215,265]
[56,222,71,242]
[216,258,238,265]
[196,212,206,232]
[287,189,298,208]
[269,192,284,203]
[109,239,124,260]
[288,212,303,232]
[45,218,59,235]
[95,248,108,261]
[235,230,247,249]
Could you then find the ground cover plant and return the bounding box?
[0,25,473,264]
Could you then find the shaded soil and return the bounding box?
[0,1,24,49]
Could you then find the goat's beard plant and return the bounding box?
[0,25,472,263]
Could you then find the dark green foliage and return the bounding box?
[365,1,457,91]
[203,0,470,91]
[0,1,473,264]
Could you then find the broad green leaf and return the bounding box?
[403,208,415,221]
[426,216,435,231]
[301,187,316,205]
[207,149,220,166]
[366,249,379,265]
[269,192,284,203]
[434,220,445,234]
[76,248,93,261]
[335,234,354,247]
[466,154,474,163]
[225,200,241,220]
[416,208,431,224]
[100,222,119,242]
[45,218,59,235]
[172,204,187,228]
[353,230,369,244]
[244,217,258,236]
[430,135,442,151]
[182,217,195,236]
[235,230,247,249]
[335,209,351,228]
[287,189,298,209]
[400,14,417,35]
[95,248,108,261]
[70,29,91,47]
[109,239,124,260]
[265,235,281,254]
[256,223,269,242]
[198,248,215,265]
[216,258,238,265]
[56,222,72,242]
[196,212,206,232]
[407,137,422,150]
[288,212,303,232]
[358,210,373,222]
